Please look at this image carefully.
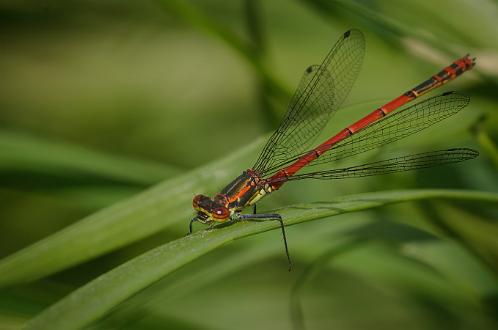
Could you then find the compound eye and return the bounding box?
[212,207,229,220]
[192,195,202,208]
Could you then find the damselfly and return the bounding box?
[190,29,478,269]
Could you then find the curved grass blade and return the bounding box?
[290,238,367,330]
[0,137,266,289]
[157,0,290,103]
[0,130,181,186]
[25,189,498,330]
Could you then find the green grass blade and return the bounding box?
[0,130,181,186]
[24,189,498,330]
[157,0,251,59]
[0,137,264,288]
[471,116,498,168]
[157,0,291,104]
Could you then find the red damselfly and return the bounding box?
[190,29,477,269]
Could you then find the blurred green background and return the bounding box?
[1,0,497,329]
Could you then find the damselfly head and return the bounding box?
[192,194,230,222]
[194,211,209,224]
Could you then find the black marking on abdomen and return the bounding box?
[404,90,416,97]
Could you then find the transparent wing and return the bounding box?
[306,92,470,167]
[253,29,365,175]
[268,148,478,181]
[259,92,470,176]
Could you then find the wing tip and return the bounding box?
[440,91,471,107]
[464,148,480,159]
[446,147,480,159]
[305,65,316,73]
[344,28,363,39]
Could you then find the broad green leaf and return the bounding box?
[24,189,498,330]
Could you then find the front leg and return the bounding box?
[234,212,291,271]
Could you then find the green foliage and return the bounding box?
[0,0,497,329]
[0,138,263,288]
[24,190,498,330]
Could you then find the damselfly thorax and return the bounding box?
[193,169,275,224]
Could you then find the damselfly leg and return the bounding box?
[234,212,292,271]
